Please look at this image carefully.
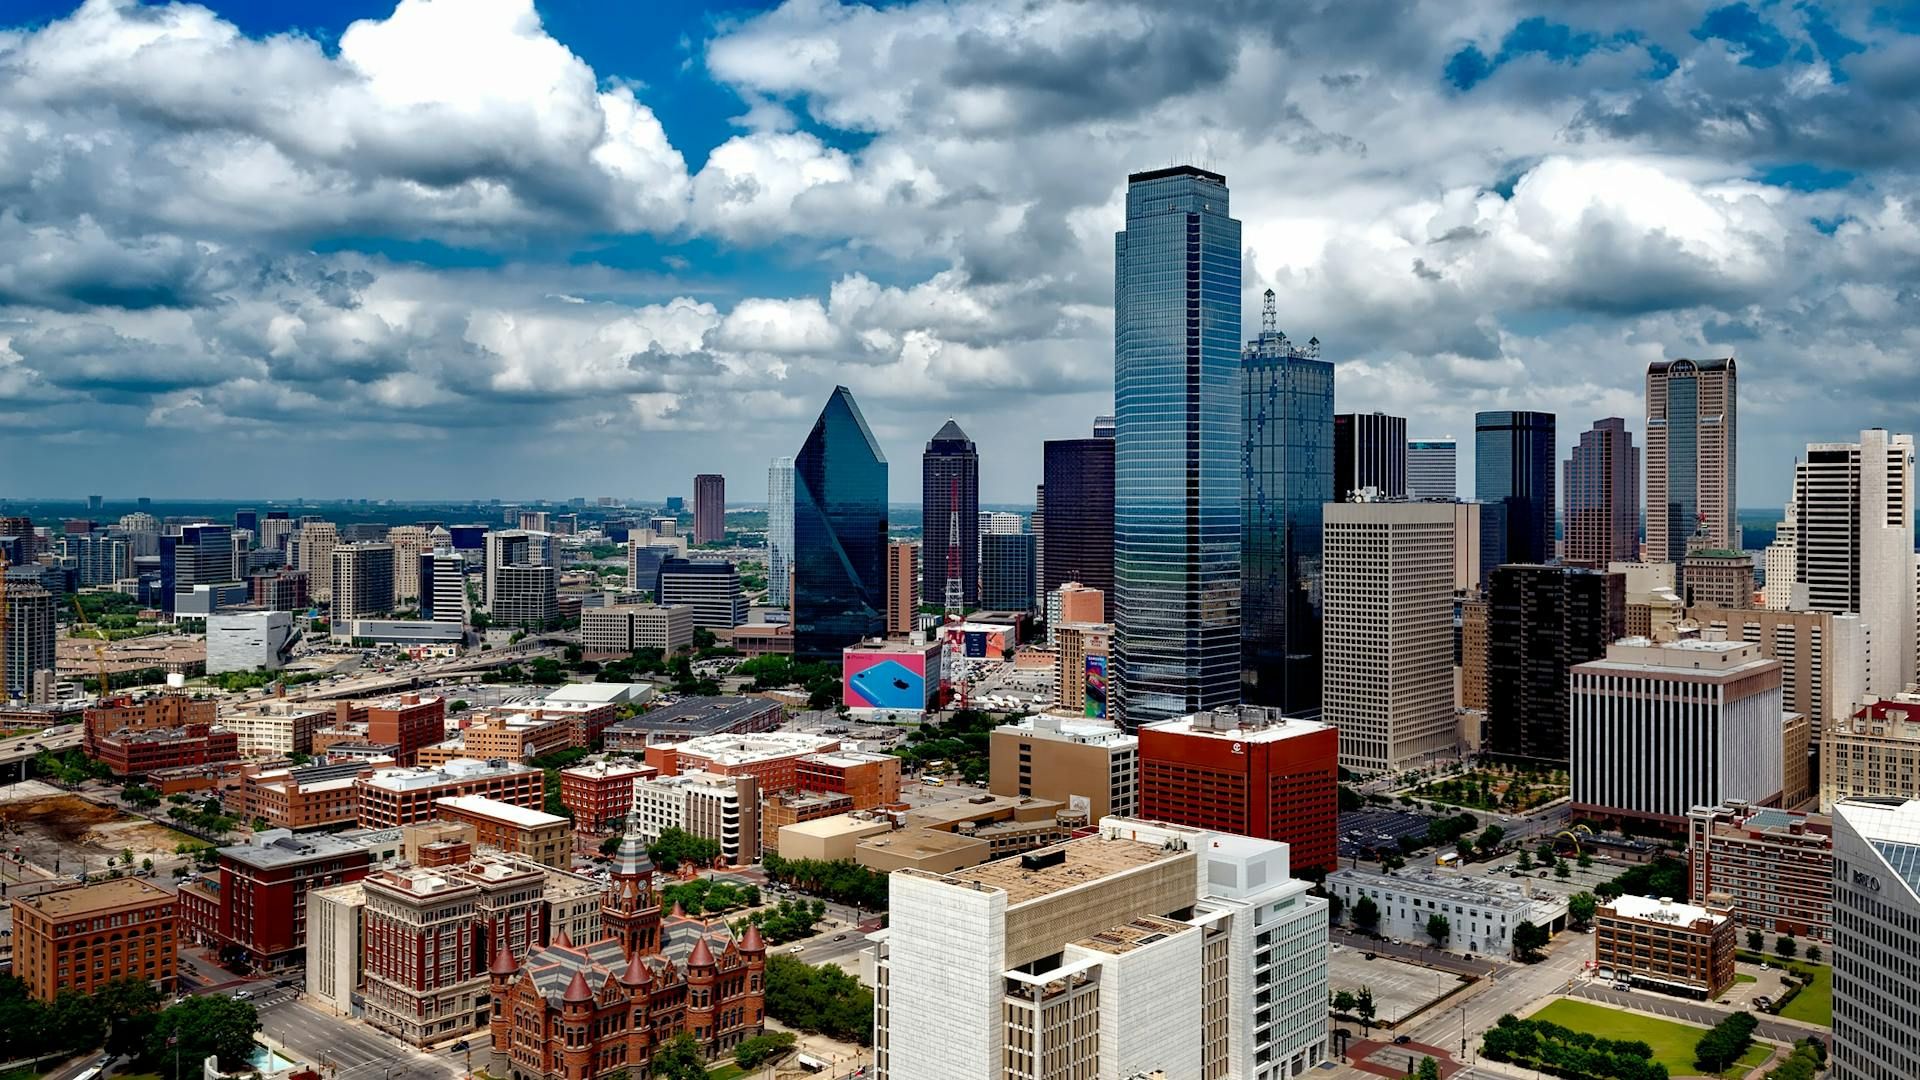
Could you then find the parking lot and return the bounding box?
[1328,947,1467,1024]
[966,663,1054,712]
[1339,809,1436,859]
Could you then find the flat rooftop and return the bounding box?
[1074,914,1194,955]
[933,833,1185,906]
[219,830,373,869]
[1608,894,1726,925]
[906,793,1062,828]
[436,794,567,828]
[802,750,898,768]
[362,758,536,790]
[673,731,839,765]
[1141,706,1333,744]
[859,827,985,860]
[606,696,779,737]
[996,715,1136,747]
[15,877,173,919]
[783,814,891,840]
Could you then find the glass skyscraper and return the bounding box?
[1112,165,1242,728]
[792,386,888,660]
[1040,428,1115,607]
[921,419,979,610]
[1474,410,1557,583]
[1241,311,1332,714]
[766,456,794,608]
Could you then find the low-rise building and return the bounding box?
[433,795,572,868]
[232,758,390,830]
[989,714,1138,820]
[82,692,216,755]
[762,791,855,856]
[224,702,330,759]
[631,771,760,865]
[186,829,380,969]
[304,881,365,1016]
[642,731,838,794]
[601,696,783,751]
[1325,867,1566,956]
[795,749,901,807]
[418,709,573,766]
[10,878,177,1001]
[842,638,942,713]
[1686,801,1832,942]
[206,610,295,674]
[856,794,1078,874]
[776,812,891,863]
[356,758,544,828]
[1822,694,1920,810]
[1594,895,1737,1000]
[582,603,694,659]
[94,721,240,776]
[559,759,657,834]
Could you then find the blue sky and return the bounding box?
[1,0,1917,505]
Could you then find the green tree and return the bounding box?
[1355,986,1377,1035]
[1475,824,1505,855]
[1553,857,1571,880]
[1332,989,1357,1015]
[1516,850,1534,872]
[1567,892,1597,931]
[1693,1012,1758,1072]
[146,995,260,1080]
[1425,913,1450,946]
[647,827,721,873]
[1352,894,1380,932]
[763,955,872,1045]
[1418,1057,1442,1080]
[1747,928,1764,951]
[1775,933,1798,959]
[1577,851,1593,869]
[1325,892,1344,924]
[1513,920,1549,961]
[1806,944,1822,963]
[649,1031,707,1080]
[732,1031,797,1070]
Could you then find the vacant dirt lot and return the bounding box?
[0,794,198,873]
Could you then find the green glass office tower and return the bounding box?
[793,386,888,660]
[1112,165,1242,729]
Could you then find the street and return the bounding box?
[259,998,471,1080]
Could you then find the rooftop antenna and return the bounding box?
[1262,289,1276,336]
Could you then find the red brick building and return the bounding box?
[1138,706,1339,874]
[10,878,178,1002]
[355,759,544,828]
[558,760,657,834]
[487,826,764,1080]
[93,722,241,777]
[345,694,446,766]
[83,693,217,756]
[182,830,376,969]
[643,732,838,794]
[795,750,901,808]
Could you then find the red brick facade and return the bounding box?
[1139,715,1339,874]
[93,722,241,777]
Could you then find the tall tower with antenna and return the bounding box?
[922,419,979,614]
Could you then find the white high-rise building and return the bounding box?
[298,521,339,601]
[872,816,1328,1080]
[1322,501,1469,772]
[484,530,553,612]
[387,526,431,603]
[1831,797,1920,1080]
[1406,438,1457,500]
[420,549,466,626]
[1791,430,1916,694]
[767,456,794,608]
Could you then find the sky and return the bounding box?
[1,0,1917,505]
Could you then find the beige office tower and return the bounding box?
[387,525,431,602]
[298,520,339,601]
[1323,502,1465,773]
[1611,560,1683,641]
[1763,498,1800,610]
[1792,429,1916,695]
[1053,621,1113,716]
[1646,358,1737,563]
[331,542,396,632]
[1687,607,1866,744]
[886,539,920,637]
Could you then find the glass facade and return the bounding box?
[920,419,979,609]
[1040,435,1115,605]
[980,532,1036,612]
[1474,410,1557,584]
[1665,374,1699,559]
[766,456,793,608]
[1242,335,1333,714]
[792,386,888,660]
[1113,166,1242,728]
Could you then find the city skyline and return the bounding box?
[1,1,1916,504]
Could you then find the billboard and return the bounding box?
[944,622,1013,660]
[844,649,932,711]
[1084,655,1107,719]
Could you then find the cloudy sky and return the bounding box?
[2,0,1916,505]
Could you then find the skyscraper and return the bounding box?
[1333,412,1407,502]
[160,523,236,615]
[1789,429,1916,695]
[1039,423,1115,609]
[692,473,726,545]
[331,542,396,632]
[766,457,794,609]
[1563,418,1640,567]
[980,532,1036,612]
[1646,358,1738,562]
[1831,797,1920,1080]
[3,583,55,702]
[793,387,887,661]
[1112,165,1242,729]
[1406,439,1456,500]
[418,550,465,625]
[297,520,338,602]
[1486,564,1624,766]
[1241,301,1332,713]
[1475,410,1557,582]
[885,539,919,636]
[921,419,979,610]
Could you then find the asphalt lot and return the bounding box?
[1338,808,1435,858]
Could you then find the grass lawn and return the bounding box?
[706,1065,748,1080]
[1733,973,1757,984]
[1530,999,1772,1079]
[1776,964,1832,1026]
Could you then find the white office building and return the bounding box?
[1831,798,1920,1080]
[1325,867,1565,957]
[1571,637,1785,826]
[206,610,295,674]
[419,549,466,625]
[872,817,1328,1080]
[1406,439,1457,500]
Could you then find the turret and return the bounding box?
[485,924,518,1078]
[561,970,595,1080]
[684,933,718,1055]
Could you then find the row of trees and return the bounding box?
[760,852,889,910]
[1692,1011,1757,1072]
[1479,1014,1669,1080]
[0,976,259,1080]
[659,877,761,916]
[764,955,873,1046]
[1595,855,1688,902]
[736,898,828,945]
[734,655,839,709]
[1743,929,1822,963]
[889,710,997,784]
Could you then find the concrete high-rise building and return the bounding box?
[484,530,552,611]
[386,526,431,603]
[2,583,56,702]
[1688,606,1866,745]
[989,715,1138,820]
[118,512,162,558]
[1407,438,1457,500]
[873,817,1329,1080]
[1322,501,1466,772]
[1053,619,1111,718]
[1831,797,1920,1080]
[1563,418,1639,567]
[692,473,726,545]
[1762,502,1799,610]
[297,521,338,602]
[65,531,131,586]
[1459,596,1490,713]
[418,550,466,625]
[1646,358,1738,563]
[1822,696,1920,809]
[922,419,980,610]
[1681,547,1755,609]
[1333,411,1406,501]
[885,539,918,636]
[1486,564,1624,766]
[1475,410,1556,582]
[1138,706,1338,873]
[1040,426,1115,607]
[1790,429,1916,694]
[1571,638,1784,827]
[160,523,236,616]
[1242,309,1332,714]
[1112,166,1242,729]
[655,558,746,629]
[1031,483,1043,611]
[766,456,794,608]
[331,543,395,631]
[490,564,557,630]
[793,387,887,660]
[979,532,1035,612]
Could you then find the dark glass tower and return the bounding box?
[920,419,979,611]
[1241,310,1333,714]
[1486,563,1623,765]
[793,386,888,660]
[1563,418,1639,567]
[1475,410,1557,584]
[1333,412,1407,502]
[1112,165,1242,728]
[1040,428,1115,608]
